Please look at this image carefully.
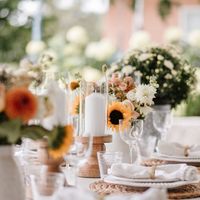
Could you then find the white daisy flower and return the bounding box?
[134,84,156,105]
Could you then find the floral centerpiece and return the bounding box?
[111,46,196,108]
[0,61,74,200]
[107,73,157,131]
[0,55,73,158]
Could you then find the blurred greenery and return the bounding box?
[185,94,200,116]
[0,0,56,63]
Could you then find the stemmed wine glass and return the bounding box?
[119,119,143,164]
[152,110,173,151]
[63,116,93,186]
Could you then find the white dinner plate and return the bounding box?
[104,175,200,189]
[152,153,200,163]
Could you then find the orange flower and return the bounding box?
[70,96,80,115]
[49,125,74,158]
[70,81,79,90]
[5,87,38,122]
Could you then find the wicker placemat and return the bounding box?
[90,180,200,199]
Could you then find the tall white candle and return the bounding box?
[84,93,106,136]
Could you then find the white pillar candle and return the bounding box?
[84,93,106,136]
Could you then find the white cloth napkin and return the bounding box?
[110,163,198,181]
[158,140,200,157]
[105,188,167,200]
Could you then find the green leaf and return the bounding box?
[0,119,21,144]
[21,125,51,140]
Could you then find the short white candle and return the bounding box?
[84,93,106,136]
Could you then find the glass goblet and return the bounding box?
[119,119,143,164]
[152,110,173,139]
[63,116,93,186]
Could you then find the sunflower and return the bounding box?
[70,96,80,115]
[49,125,74,158]
[5,87,38,122]
[107,102,132,131]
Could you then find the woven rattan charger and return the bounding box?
[89,159,200,199]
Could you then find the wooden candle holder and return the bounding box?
[76,135,112,178]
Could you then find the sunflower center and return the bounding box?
[110,110,124,125]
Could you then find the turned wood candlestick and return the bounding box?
[37,139,64,172]
[76,135,112,178]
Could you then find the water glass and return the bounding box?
[97,151,123,179]
[31,172,64,200]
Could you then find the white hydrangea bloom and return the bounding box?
[164,60,174,70]
[122,65,134,75]
[129,31,151,49]
[135,84,156,105]
[26,40,46,55]
[85,39,115,61]
[164,27,182,43]
[188,30,200,48]
[66,26,88,46]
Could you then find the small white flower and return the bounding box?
[157,55,164,60]
[171,70,177,76]
[155,69,159,73]
[164,60,174,70]
[126,90,136,101]
[122,65,134,75]
[140,105,152,116]
[139,53,153,61]
[135,84,156,105]
[163,83,168,87]
[164,74,172,79]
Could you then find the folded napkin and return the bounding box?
[106,188,167,200]
[158,140,200,157]
[110,163,198,181]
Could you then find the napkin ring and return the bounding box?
[149,166,156,179]
[184,145,190,157]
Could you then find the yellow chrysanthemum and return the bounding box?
[49,125,74,158]
[107,102,132,131]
